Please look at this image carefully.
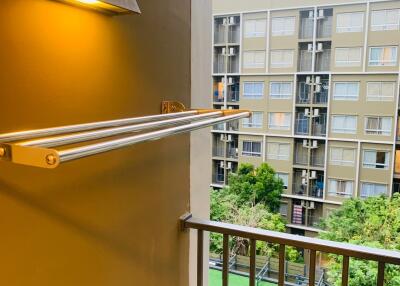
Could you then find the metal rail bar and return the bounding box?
[58,112,249,163]
[18,112,221,148]
[0,111,197,143]
[182,216,400,265]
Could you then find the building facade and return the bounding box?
[211,0,400,237]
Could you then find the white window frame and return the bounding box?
[371,9,400,31]
[368,46,398,66]
[244,19,267,38]
[362,149,389,169]
[336,12,364,33]
[243,51,266,69]
[242,82,264,99]
[331,115,357,134]
[328,179,354,198]
[271,16,296,36]
[242,112,263,128]
[269,82,293,99]
[360,182,388,198]
[276,173,289,189]
[270,50,294,68]
[242,141,262,157]
[329,147,356,166]
[366,82,395,101]
[364,116,392,136]
[267,143,290,161]
[335,47,362,67]
[333,82,360,101]
[268,112,292,130]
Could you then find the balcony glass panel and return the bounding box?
[298,50,312,72]
[299,17,314,39]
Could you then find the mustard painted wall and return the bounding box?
[0,0,191,285]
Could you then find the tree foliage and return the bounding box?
[210,163,302,262]
[319,195,400,286]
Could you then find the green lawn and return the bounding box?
[209,269,277,286]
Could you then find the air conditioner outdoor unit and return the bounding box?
[220,134,225,141]
[305,108,310,117]
[302,178,307,185]
[227,134,232,141]
[309,201,315,209]
[228,77,234,85]
[303,139,308,148]
[220,161,224,168]
[229,16,236,25]
[307,43,313,52]
[315,76,321,84]
[227,162,232,170]
[308,10,314,18]
[313,108,319,117]
[312,140,318,148]
[228,106,233,110]
[229,48,235,56]
[302,169,308,177]
[222,48,226,55]
[309,170,317,179]
[306,76,312,85]
[315,84,322,93]
[316,43,323,52]
[318,9,325,18]
[223,18,228,25]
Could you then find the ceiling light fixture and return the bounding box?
[60,0,141,14]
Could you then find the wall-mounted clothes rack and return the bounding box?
[0,101,250,169]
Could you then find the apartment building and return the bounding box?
[211,0,400,237]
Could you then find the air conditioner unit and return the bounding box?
[229,16,236,25]
[220,134,225,141]
[309,201,315,209]
[302,178,307,185]
[315,76,321,84]
[313,108,319,117]
[222,48,226,55]
[221,77,226,84]
[227,162,232,170]
[307,43,313,52]
[308,10,314,18]
[306,76,312,85]
[315,84,322,93]
[302,169,308,177]
[228,106,233,110]
[228,77,234,85]
[303,139,309,148]
[227,134,232,142]
[312,140,318,148]
[305,108,310,116]
[222,18,228,25]
[316,43,323,52]
[220,161,224,168]
[309,170,317,179]
[318,9,325,18]
[229,47,235,56]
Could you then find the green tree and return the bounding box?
[227,163,284,212]
[319,195,400,286]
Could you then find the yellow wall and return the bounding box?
[0,0,191,285]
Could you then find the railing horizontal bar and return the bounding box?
[182,216,400,265]
[0,111,198,143]
[58,112,250,163]
[19,112,222,148]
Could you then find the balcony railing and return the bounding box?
[182,214,400,286]
[213,173,225,184]
[228,26,240,43]
[309,182,324,199]
[213,146,225,157]
[315,49,331,72]
[227,56,239,73]
[214,28,226,44]
[292,183,307,196]
[214,54,226,74]
[295,118,309,135]
[299,18,314,39]
[213,123,225,131]
[227,90,239,103]
[297,83,311,104]
[298,50,312,72]
[317,17,332,38]
[313,91,328,104]
[213,92,224,103]
[310,152,325,167]
[227,120,239,131]
[226,147,238,159]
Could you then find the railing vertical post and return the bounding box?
[278,244,285,286]
[223,234,229,286]
[342,255,349,286]
[197,229,204,286]
[377,262,385,286]
[249,239,256,286]
[309,249,316,286]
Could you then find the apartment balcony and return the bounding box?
[294,145,308,165]
[298,50,312,72]
[183,215,400,286]
[311,114,327,136]
[310,151,325,167]
[292,182,308,197]
[227,54,239,73]
[213,145,225,158]
[315,49,331,72]
[299,17,314,39]
[227,120,239,131]
[313,90,328,105]
[296,82,311,104]
[227,90,239,103]
[213,54,226,74]
[226,147,238,159]
[228,26,240,44]
[316,14,332,38]
[309,181,324,199]
[213,173,225,184]
[213,91,224,103]
[295,117,309,135]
